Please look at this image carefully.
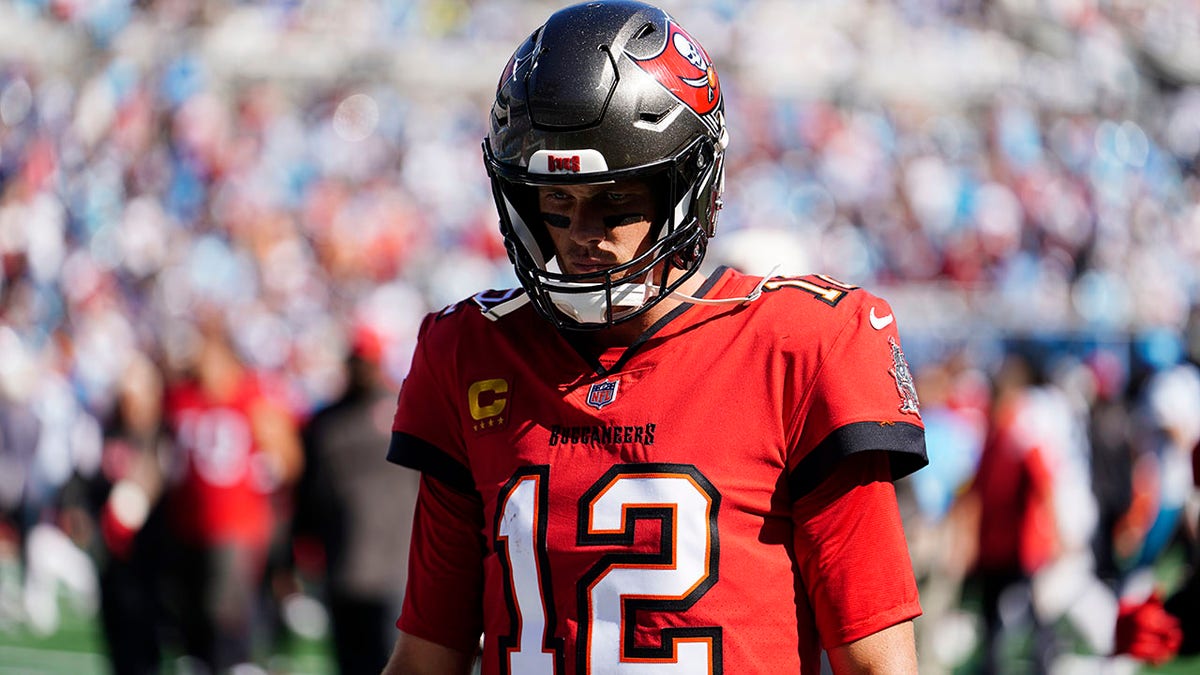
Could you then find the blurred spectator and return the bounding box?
[961,354,1061,674]
[905,353,988,674]
[1114,357,1200,662]
[1086,348,1136,587]
[0,328,41,628]
[292,328,419,675]
[1114,358,1200,572]
[1162,434,1199,656]
[1114,425,1200,664]
[159,314,303,672]
[87,350,169,674]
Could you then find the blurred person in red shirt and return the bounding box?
[161,313,303,671]
[960,353,1060,675]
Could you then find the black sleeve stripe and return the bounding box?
[787,421,927,502]
[388,431,477,495]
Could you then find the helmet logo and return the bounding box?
[629,21,721,116]
[546,154,581,173]
[674,32,705,71]
[529,149,610,175]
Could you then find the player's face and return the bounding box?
[537,180,658,279]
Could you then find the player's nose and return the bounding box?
[565,206,607,246]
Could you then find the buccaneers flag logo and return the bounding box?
[629,21,721,116]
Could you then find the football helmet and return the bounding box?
[484,0,728,330]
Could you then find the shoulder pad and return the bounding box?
[471,288,529,321]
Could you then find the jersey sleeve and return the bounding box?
[787,294,927,501]
[387,311,474,493]
[793,450,921,649]
[397,474,486,653]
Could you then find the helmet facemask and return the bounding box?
[485,134,722,330]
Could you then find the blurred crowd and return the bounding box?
[1,0,1199,673]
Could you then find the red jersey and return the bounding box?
[164,374,275,547]
[971,394,1059,575]
[389,268,926,674]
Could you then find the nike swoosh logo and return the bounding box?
[869,307,894,330]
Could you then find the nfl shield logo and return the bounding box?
[586,380,619,410]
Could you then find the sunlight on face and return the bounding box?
[537,180,659,278]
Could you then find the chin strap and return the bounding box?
[666,265,779,306]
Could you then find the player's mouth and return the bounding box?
[566,259,617,277]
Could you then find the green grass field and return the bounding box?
[0,564,1196,675]
[0,595,335,675]
[4,596,1197,675]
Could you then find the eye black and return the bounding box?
[602,213,644,228]
[543,213,571,229]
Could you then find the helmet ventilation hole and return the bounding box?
[639,108,671,124]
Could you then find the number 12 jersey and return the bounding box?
[389,268,928,674]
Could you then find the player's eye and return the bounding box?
[607,191,648,206]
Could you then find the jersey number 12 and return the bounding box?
[495,463,723,674]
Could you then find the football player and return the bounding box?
[384,2,928,673]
